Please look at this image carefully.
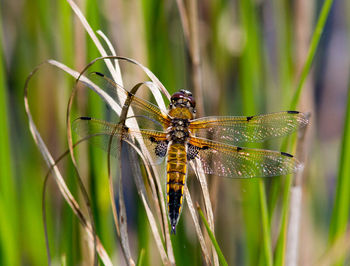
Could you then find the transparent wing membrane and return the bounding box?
[189,137,301,178]
[72,117,168,165]
[82,72,171,131]
[189,111,309,145]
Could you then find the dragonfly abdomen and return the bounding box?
[166,143,187,234]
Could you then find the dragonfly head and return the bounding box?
[169,89,196,116]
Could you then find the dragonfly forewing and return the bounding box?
[81,72,171,131]
[189,111,309,145]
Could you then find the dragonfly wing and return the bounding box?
[73,117,168,165]
[188,137,302,178]
[81,72,171,131]
[189,111,309,145]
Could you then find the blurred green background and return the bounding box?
[1,0,350,265]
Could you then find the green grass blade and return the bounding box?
[290,0,334,110]
[274,172,293,266]
[0,12,20,266]
[258,180,273,266]
[328,81,350,265]
[275,0,334,264]
[136,248,145,266]
[197,204,228,266]
[238,1,273,264]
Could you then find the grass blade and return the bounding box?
[184,186,211,265]
[126,143,170,264]
[328,80,350,264]
[136,248,146,266]
[192,160,218,265]
[258,180,273,266]
[0,13,19,266]
[289,0,335,110]
[197,203,228,266]
[24,63,112,265]
[275,0,334,264]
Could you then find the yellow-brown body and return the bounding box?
[166,143,187,232]
[166,95,195,233]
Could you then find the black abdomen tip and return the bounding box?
[80,116,91,120]
[287,110,300,114]
[168,188,182,234]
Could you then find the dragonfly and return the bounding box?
[74,71,309,234]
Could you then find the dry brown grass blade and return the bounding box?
[286,117,309,266]
[285,186,302,266]
[116,81,171,264]
[117,156,135,265]
[126,141,171,265]
[24,62,112,265]
[134,145,165,237]
[69,67,135,265]
[107,83,149,266]
[66,0,121,83]
[147,161,174,262]
[187,0,204,117]
[191,160,219,265]
[96,30,122,82]
[184,186,211,265]
[175,0,190,46]
[74,55,170,108]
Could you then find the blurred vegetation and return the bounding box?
[1,0,350,265]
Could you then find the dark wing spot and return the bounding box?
[237,147,243,152]
[80,116,91,120]
[287,111,299,114]
[187,143,199,160]
[155,141,168,157]
[95,72,104,77]
[281,151,293,158]
[149,136,157,143]
[247,116,254,121]
[187,144,209,160]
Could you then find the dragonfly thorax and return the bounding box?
[167,118,190,144]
